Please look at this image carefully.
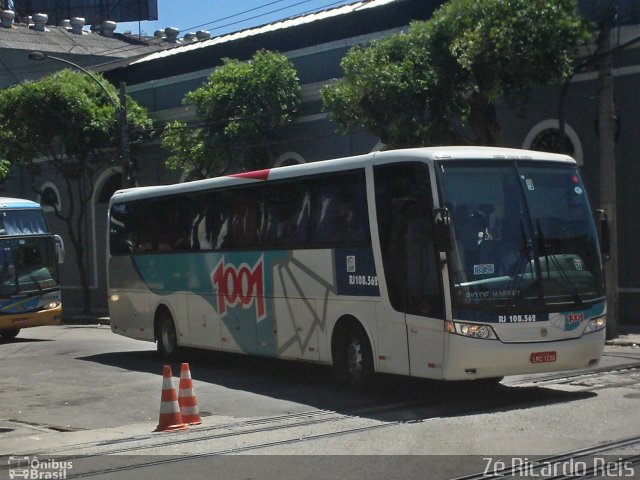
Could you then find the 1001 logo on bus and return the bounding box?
[212,256,266,320]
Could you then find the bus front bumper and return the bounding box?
[442,329,606,381]
[0,305,62,331]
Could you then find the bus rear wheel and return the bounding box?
[156,311,178,359]
[0,328,20,341]
[335,323,374,392]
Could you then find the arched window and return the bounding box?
[523,119,583,166]
[98,173,123,203]
[274,152,305,167]
[38,182,61,213]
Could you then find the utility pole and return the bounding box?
[119,82,134,186]
[596,8,619,338]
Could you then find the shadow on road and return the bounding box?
[0,337,51,345]
[78,347,595,422]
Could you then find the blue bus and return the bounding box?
[0,198,64,340]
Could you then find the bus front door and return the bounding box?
[374,161,445,380]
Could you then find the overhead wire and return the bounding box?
[179,0,344,34]
[179,0,294,32]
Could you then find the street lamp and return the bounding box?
[28,51,135,186]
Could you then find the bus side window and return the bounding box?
[312,172,369,245]
[313,184,339,244]
[109,202,135,254]
[231,197,258,247]
[258,196,279,246]
[202,194,226,251]
[190,193,210,250]
[296,189,312,244]
[259,182,310,248]
[350,186,369,243]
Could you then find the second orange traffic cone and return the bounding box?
[178,363,202,425]
[155,365,187,432]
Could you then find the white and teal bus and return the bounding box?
[107,147,606,389]
[0,198,64,340]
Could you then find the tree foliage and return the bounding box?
[322,0,590,147]
[0,69,153,312]
[162,50,301,179]
[0,69,152,171]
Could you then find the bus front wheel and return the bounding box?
[335,323,374,392]
[156,311,178,359]
[0,328,20,341]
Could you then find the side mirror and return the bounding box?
[433,207,452,253]
[54,234,65,264]
[595,209,610,261]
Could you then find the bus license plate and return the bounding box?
[530,351,557,363]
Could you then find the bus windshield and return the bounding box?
[0,209,48,235]
[0,237,59,296]
[438,161,605,312]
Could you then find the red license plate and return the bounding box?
[530,351,557,363]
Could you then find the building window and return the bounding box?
[98,173,123,203]
[530,129,575,156]
[38,183,61,213]
[523,119,583,165]
[274,152,305,167]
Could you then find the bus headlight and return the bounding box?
[447,321,498,340]
[584,316,606,334]
[44,300,61,310]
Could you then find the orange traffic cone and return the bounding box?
[178,363,202,425]
[155,365,188,432]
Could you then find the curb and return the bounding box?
[61,316,110,326]
[605,340,640,348]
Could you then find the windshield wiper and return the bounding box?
[535,219,583,308]
[505,217,534,314]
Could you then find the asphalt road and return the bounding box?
[1,325,640,479]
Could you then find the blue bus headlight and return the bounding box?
[448,321,498,340]
[584,316,606,334]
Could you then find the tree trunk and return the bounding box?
[68,235,91,314]
[468,92,499,146]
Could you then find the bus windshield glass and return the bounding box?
[0,209,48,235]
[438,160,605,311]
[0,237,59,296]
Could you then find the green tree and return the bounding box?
[322,0,589,147]
[162,50,301,180]
[0,69,153,313]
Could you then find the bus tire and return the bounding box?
[156,310,178,360]
[0,328,20,340]
[335,323,374,392]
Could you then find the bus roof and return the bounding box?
[109,146,576,205]
[375,146,576,163]
[0,197,43,209]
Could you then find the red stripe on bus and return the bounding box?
[229,169,271,181]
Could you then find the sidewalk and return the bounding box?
[61,313,110,326]
[606,325,640,347]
